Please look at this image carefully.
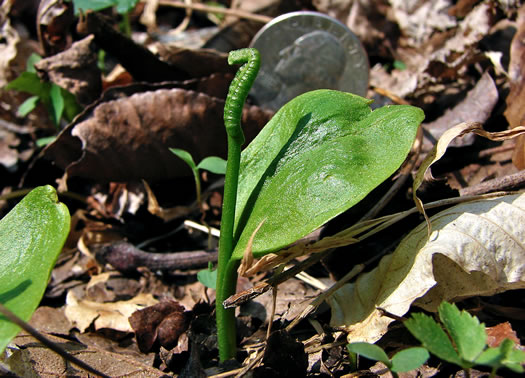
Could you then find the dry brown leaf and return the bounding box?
[422,72,498,148]
[34,35,102,105]
[238,219,265,276]
[129,300,190,353]
[36,0,74,56]
[486,322,521,348]
[7,333,166,377]
[389,0,457,46]
[505,5,525,168]
[43,88,273,182]
[64,291,158,333]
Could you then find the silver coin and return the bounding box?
[249,11,369,111]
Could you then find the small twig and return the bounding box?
[459,169,525,196]
[477,143,515,158]
[98,241,218,272]
[171,0,192,35]
[0,302,109,378]
[184,219,221,238]
[155,0,272,23]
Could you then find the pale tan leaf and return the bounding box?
[328,193,525,344]
[64,291,157,333]
[238,219,265,277]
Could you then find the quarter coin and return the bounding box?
[249,11,369,111]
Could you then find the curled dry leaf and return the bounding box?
[36,0,74,55]
[34,35,102,105]
[413,122,525,227]
[328,192,525,344]
[64,291,157,333]
[129,300,190,353]
[43,88,273,182]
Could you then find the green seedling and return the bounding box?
[72,0,139,36]
[214,48,424,361]
[6,53,81,128]
[347,342,429,376]
[170,148,227,210]
[197,261,217,290]
[405,301,525,377]
[0,186,70,353]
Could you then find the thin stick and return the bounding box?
[155,0,272,23]
[0,302,110,378]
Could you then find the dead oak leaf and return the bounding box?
[43,88,273,182]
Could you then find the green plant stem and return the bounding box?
[216,138,242,361]
[216,48,260,361]
[192,169,202,209]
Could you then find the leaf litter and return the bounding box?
[1,0,525,376]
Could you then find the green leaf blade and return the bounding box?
[232,90,424,260]
[390,347,429,373]
[16,96,40,117]
[170,148,197,171]
[6,72,48,97]
[116,0,139,13]
[438,302,487,362]
[50,84,65,126]
[0,186,70,353]
[197,156,227,175]
[197,267,217,289]
[347,342,391,366]
[405,312,463,366]
[72,0,117,14]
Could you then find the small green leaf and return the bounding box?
[116,0,139,13]
[405,312,463,366]
[72,0,116,14]
[26,53,42,73]
[6,72,49,98]
[36,136,57,147]
[390,347,429,373]
[438,302,487,362]
[476,339,525,373]
[197,156,227,175]
[16,96,39,117]
[231,90,424,260]
[170,148,197,172]
[197,264,217,289]
[50,84,65,126]
[0,186,70,353]
[475,346,501,366]
[504,348,525,373]
[347,342,391,366]
[393,60,406,71]
[60,87,81,122]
